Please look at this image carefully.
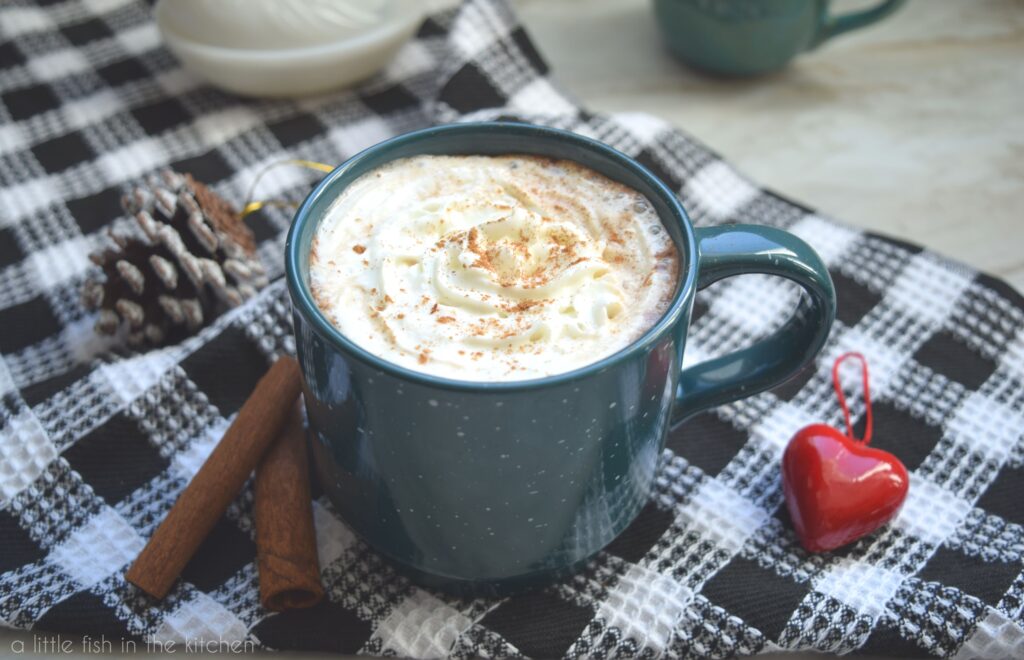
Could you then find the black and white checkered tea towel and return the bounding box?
[1,0,1022,657]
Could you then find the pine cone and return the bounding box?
[82,169,268,347]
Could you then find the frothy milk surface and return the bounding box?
[309,155,680,381]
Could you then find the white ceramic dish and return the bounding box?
[154,0,423,98]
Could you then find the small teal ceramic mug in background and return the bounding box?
[286,122,836,594]
[653,0,906,76]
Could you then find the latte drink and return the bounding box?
[309,155,680,381]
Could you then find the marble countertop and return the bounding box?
[517,0,1024,291]
[1,1,1018,658]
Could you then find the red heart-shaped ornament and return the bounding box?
[782,423,909,553]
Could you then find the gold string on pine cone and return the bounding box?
[82,160,334,347]
[82,170,268,347]
[240,159,334,220]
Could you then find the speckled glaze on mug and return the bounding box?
[285,122,836,594]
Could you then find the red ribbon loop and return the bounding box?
[831,352,872,444]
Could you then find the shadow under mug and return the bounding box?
[653,0,907,76]
[285,122,836,594]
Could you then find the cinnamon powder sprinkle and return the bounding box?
[466,228,492,273]
[501,299,548,313]
[308,155,681,380]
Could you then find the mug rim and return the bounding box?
[285,121,699,392]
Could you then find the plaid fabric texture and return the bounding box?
[2,0,1023,657]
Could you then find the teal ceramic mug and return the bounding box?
[653,0,906,76]
[285,122,836,594]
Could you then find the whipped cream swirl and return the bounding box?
[309,155,679,381]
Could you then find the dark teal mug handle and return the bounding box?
[671,225,836,424]
[813,0,906,47]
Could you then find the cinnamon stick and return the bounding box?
[255,402,324,611]
[126,356,302,599]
